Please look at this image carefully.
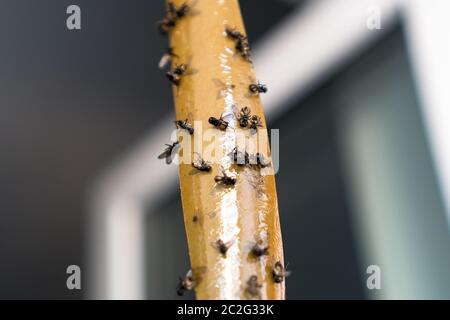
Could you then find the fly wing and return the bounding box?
[253,235,267,247]
[185,68,198,76]
[269,256,277,268]
[230,104,239,115]
[167,142,181,164]
[166,154,173,164]
[225,238,235,248]
[278,260,291,277]
[191,266,207,285]
[245,90,254,98]
[158,149,170,159]
[184,56,198,75]
[212,79,226,99]
[188,8,201,16]
[212,78,226,88]
[194,151,204,162]
[158,53,171,69]
[158,143,173,160]
[188,0,201,16]
[210,240,220,251]
[180,0,201,17]
[216,90,225,100]
[192,152,201,167]
[221,111,235,123]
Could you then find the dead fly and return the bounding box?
[237,106,251,127]
[212,78,235,100]
[224,26,252,62]
[249,115,263,131]
[229,147,249,166]
[212,238,234,257]
[235,37,252,62]
[174,118,194,135]
[224,25,249,53]
[214,169,237,186]
[157,15,176,34]
[272,261,291,284]
[176,269,195,296]
[192,152,212,172]
[166,64,187,86]
[158,1,197,34]
[172,0,199,18]
[166,57,197,86]
[208,114,229,131]
[159,47,178,69]
[170,1,188,18]
[157,141,179,164]
[245,275,262,298]
[225,26,246,41]
[249,81,268,95]
[250,240,269,258]
[158,2,178,35]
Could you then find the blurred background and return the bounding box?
[1,0,450,299]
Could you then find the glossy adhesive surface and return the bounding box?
[168,0,284,300]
